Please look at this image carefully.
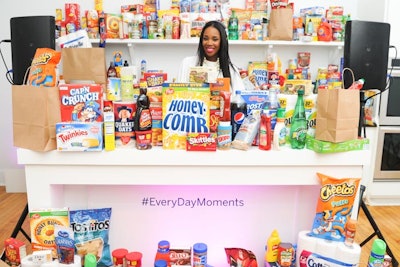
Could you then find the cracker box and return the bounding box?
[162,83,210,150]
[59,84,103,122]
[170,248,192,266]
[29,208,69,258]
[56,122,103,151]
[4,238,27,266]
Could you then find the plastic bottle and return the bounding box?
[368,239,386,267]
[259,113,272,150]
[273,108,286,150]
[289,89,307,149]
[140,59,147,79]
[154,259,167,267]
[217,121,232,150]
[228,10,239,40]
[193,243,207,267]
[306,19,314,36]
[265,229,281,263]
[230,90,247,140]
[84,253,97,267]
[142,19,148,39]
[134,83,152,150]
[107,61,117,78]
[317,18,332,42]
[155,240,170,267]
[344,219,357,247]
[265,86,279,131]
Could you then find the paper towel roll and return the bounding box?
[316,238,338,257]
[296,231,318,267]
[21,255,59,267]
[59,255,81,267]
[335,242,361,265]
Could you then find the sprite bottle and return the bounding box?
[290,89,307,149]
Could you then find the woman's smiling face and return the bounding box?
[202,26,221,62]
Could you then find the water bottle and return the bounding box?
[230,90,247,140]
[289,89,307,149]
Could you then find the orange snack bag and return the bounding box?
[27,48,61,87]
[310,173,360,242]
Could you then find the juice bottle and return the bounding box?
[273,108,286,150]
[155,240,170,267]
[265,229,281,263]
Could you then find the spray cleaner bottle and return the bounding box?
[368,239,386,267]
[265,229,281,264]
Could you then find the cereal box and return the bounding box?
[162,83,210,150]
[65,3,81,34]
[59,84,103,122]
[56,122,103,151]
[29,208,69,259]
[4,238,27,266]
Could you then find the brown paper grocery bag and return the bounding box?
[62,48,107,84]
[268,7,293,41]
[315,87,360,143]
[12,85,61,151]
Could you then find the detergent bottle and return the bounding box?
[265,229,281,263]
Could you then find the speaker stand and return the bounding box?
[358,185,398,267]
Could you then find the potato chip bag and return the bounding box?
[70,208,112,267]
[28,48,61,87]
[310,173,360,242]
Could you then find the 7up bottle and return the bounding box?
[290,89,307,149]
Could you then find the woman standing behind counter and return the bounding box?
[177,20,245,92]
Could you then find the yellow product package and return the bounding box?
[29,208,69,258]
[162,83,210,150]
[310,173,360,242]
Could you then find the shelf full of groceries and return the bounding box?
[55,0,350,46]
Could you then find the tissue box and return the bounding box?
[306,136,369,153]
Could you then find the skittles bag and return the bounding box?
[310,173,360,242]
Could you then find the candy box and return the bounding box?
[170,248,192,266]
[4,238,27,266]
[186,133,217,151]
[56,122,103,151]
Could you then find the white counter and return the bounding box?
[17,148,370,266]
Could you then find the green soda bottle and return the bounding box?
[368,239,386,267]
[228,10,239,40]
[289,89,307,149]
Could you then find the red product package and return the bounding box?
[186,133,217,151]
[65,3,81,34]
[4,238,27,266]
[59,84,103,122]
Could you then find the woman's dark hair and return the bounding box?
[197,20,234,79]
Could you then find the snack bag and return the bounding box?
[225,248,258,267]
[27,48,61,87]
[70,208,112,267]
[310,173,360,242]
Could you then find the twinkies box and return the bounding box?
[56,122,103,151]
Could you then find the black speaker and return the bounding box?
[10,16,55,85]
[343,20,390,91]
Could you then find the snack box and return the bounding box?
[29,208,69,258]
[59,83,103,123]
[4,238,27,266]
[186,133,217,152]
[169,248,192,266]
[56,122,103,151]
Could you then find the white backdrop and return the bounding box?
[0,0,359,186]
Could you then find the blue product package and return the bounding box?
[69,208,112,267]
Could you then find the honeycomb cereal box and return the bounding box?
[29,208,69,259]
[162,83,210,150]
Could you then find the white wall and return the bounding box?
[0,0,358,188]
